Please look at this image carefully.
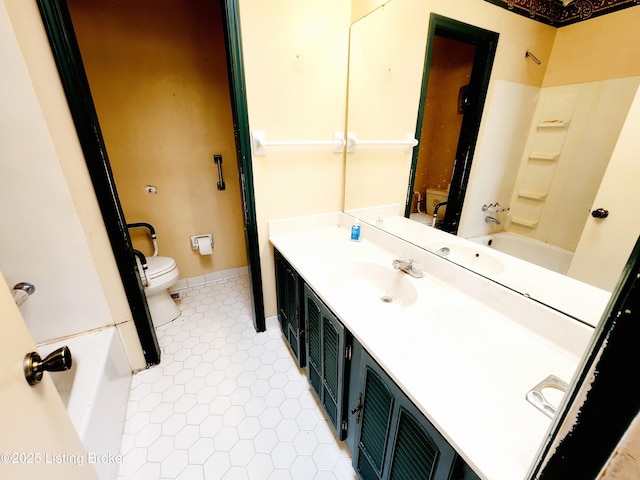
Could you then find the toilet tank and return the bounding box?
[426,188,449,218]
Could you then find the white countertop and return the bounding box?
[269,212,594,480]
[347,208,610,327]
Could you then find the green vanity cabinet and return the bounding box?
[304,284,352,440]
[351,345,459,480]
[274,252,480,479]
[274,249,305,367]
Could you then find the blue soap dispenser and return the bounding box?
[351,217,361,242]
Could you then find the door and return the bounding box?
[0,273,97,479]
[275,250,305,367]
[304,285,350,440]
[353,347,457,480]
[567,84,640,291]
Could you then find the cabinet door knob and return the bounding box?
[591,208,609,219]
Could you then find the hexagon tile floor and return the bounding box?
[116,275,357,480]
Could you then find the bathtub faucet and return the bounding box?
[485,216,500,225]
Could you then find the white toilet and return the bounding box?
[144,255,180,328]
[128,222,181,328]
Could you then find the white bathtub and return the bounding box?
[44,327,131,480]
[471,232,574,274]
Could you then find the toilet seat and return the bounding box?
[146,256,177,280]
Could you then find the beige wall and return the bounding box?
[239,0,352,317]
[345,0,556,212]
[544,6,640,87]
[352,0,387,22]
[68,0,247,280]
[353,0,558,85]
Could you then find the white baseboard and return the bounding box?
[170,266,248,293]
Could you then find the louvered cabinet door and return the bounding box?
[355,366,395,480]
[354,348,457,480]
[304,284,350,440]
[274,250,305,367]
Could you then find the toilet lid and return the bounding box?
[145,256,177,279]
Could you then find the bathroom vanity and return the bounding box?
[269,212,595,480]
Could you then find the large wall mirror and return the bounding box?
[344,0,640,324]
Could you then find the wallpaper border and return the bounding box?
[484,0,640,27]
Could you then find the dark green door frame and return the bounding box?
[221,0,265,334]
[36,0,265,367]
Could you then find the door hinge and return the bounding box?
[345,344,352,361]
[342,420,348,433]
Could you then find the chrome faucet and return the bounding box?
[485,216,500,224]
[392,258,423,278]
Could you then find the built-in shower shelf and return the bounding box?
[528,152,559,161]
[518,191,547,201]
[537,119,570,128]
[511,217,539,228]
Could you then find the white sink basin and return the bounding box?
[428,244,504,275]
[330,262,419,308]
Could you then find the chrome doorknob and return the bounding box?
[591,208,609,218]
[24,346,72,386]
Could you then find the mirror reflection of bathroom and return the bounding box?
[345,1,640,296]
[407,15,498,235]
[409,33,474,228]
[66,0,248,328]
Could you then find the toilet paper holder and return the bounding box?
[190,234,213,251]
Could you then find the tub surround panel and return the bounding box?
[269,212,594,480]
[115,320,148,374]
[458,80,540,239]
[46,328,131,480]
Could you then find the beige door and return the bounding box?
[0,273,98,479]
[568,85,640,291]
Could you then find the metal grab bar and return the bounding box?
[133,250,149,287]
[346,132,419,153]
[214,155,226,191]
[251,131,346,156]
[127,222,158,257]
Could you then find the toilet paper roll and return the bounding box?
[197,236,213,255]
